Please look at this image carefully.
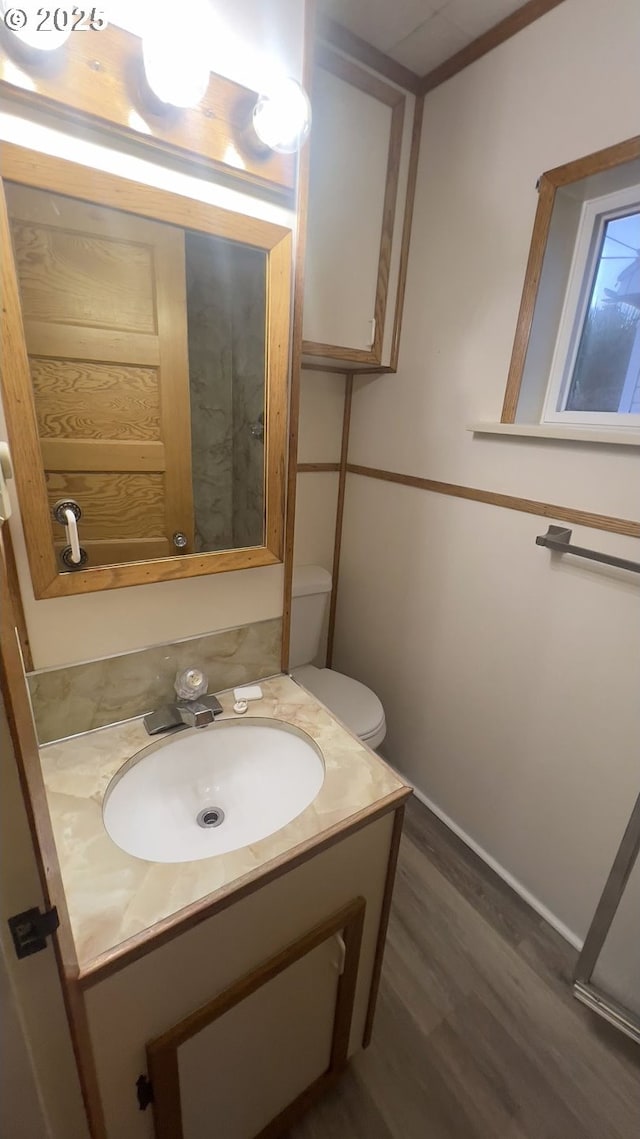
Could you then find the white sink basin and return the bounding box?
[102,718,325,864]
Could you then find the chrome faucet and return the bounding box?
[143,668,222,736]
[176,700,215,729]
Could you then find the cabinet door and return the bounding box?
[303,49,405,365]
[146,899,365,1139]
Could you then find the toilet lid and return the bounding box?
[293,666,385,740]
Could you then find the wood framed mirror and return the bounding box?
[0,144,291,599]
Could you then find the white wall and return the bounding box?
[293,369,345,666]
[0,0,306,669]
[334,0,640,946]
[294,370,345,574]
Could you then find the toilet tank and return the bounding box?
[290,565,332,669]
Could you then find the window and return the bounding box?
[543,187,640,426]
[501,136,640,436]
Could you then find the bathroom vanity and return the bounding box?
[40,675,410,1139]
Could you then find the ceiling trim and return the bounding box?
[316,14,423,93]
[419,0,568,95]
[318,0,568,98]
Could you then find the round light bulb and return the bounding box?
[0,0,72,50]
[253,78,312,154]
[142,34,210,108]
[141,0,211,109]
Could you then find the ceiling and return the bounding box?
[319,0,529,74]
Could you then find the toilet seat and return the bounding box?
[292,665,386,749]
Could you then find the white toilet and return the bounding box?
[290,565,386,750]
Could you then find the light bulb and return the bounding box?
[252,78,312,155]
[0,0,72,50]
[142,0,211,109]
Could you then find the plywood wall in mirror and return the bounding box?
[0,145,291,598]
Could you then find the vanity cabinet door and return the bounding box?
[146,899,364,1139]
[5,183,194,566]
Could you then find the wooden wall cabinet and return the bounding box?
[82,812,397,1139]
[302,45,420,371]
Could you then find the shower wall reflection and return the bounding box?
[186,233,266,553]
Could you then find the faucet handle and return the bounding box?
[174,668,208,701]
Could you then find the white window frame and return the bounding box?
[542,183,640,428]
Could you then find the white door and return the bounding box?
[0,935,50,1139]
[0,538,89,1139]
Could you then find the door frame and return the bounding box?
[573,791,640,1044]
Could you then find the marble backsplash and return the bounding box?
[28,618,282,745]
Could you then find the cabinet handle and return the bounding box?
[173,532,188,551]
[333,932,346,976]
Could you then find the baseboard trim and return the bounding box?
[405,779,584,951]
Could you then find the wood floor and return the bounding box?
[289,797,640,1139]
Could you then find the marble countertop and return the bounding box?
[40,674,409,976]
